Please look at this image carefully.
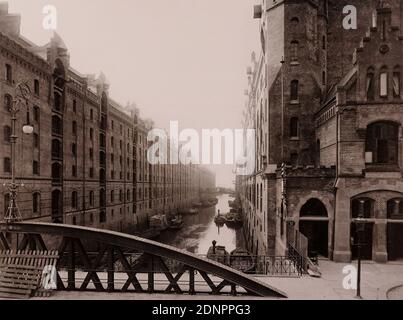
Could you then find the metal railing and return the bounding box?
[109,253,303,278]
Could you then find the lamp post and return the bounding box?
[3,82,34,223]
[354,212,366,299]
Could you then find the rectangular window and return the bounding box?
[72,165,77,177]
[4,158,11,173]
[380,72,388,97]
[5,64,12,83]
[33,161,40,175]
[34,80,40,95]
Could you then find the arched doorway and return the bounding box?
[299,199,329,258]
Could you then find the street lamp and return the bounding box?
[3,82,34,223]
[354,211,367,299]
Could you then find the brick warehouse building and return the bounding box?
[0,3,215,233]
[238,0,403,263]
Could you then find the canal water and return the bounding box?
[157,194,245,255]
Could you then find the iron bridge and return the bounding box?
[0,222,287,298]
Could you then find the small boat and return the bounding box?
[225,213,243,229]
[229,249,256,273]
[192,202,203,208]
[169,215,184,230]
[207,243,229,265]
[149,215,169,231]
[214,215,226,225]
[188,208,199,215]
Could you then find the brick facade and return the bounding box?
[239,0,403,262]
[0,3,215,233]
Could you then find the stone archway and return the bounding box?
[299,199,329,258]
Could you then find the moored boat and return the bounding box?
[214,214,226,225]
[229,248,256,273]
[168,215,184,230]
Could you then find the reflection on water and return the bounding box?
[157,194,244,255]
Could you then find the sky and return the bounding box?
[7,0,260,188]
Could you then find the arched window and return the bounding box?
[100,190,106,207]
[366,67,375,101]
[380,67,388,97]
[52,139,62,159]
[33,192,40,214]
[54,92,62,111]
[5,64,12,83]
[3,126,11,143]
[291,17,299,26]
[290,117,299,138]
[3,158,11,173]
[351,198,374,219]
[71,191,78,209]
[393,66,401,98]
[111,190,115,203]
[4,94,12,112]
[365,121,399,165]
[290,80,299,101]
[89,191,94,207]
[387,198,403,219]
[127,190,131,202]
[52,116,63,135]
[290,41,299,62]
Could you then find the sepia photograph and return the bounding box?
[0,0,402,313]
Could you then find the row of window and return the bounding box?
[352,197,403,219]
[4,64,40,95]
[3,158,40,175]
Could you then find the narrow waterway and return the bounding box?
[157,194,245,255]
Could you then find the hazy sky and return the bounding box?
[8,0,260,188]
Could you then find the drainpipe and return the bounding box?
[332,104,340,260]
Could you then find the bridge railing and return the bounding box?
[58,252,302,278]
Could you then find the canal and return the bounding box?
[157,194,245,255]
